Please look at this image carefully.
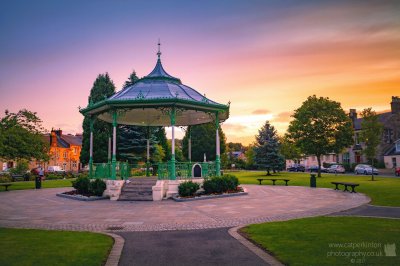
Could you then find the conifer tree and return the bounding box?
[254,121,285,175]
[80,73,116,165]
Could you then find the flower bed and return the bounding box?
[172,186,247,202]
[56,190,109,201]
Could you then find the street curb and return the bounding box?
[228,226,284,266]
[103,233,125,266]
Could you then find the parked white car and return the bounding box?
[354,164,379,175]
[327,164,346,174]
[47,166,66,173]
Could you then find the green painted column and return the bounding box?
[146,126,150,177]
[188,126,192,163]
[111,111,117,180]
[215,112,221,176]
[170,107,176,180]
[89,117,94,179]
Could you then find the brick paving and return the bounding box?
[0,185,369,232]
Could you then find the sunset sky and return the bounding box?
[1,0,399,145]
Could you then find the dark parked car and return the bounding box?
[395,167,400,176]
[287,164,305,172]
[308,165,328,173]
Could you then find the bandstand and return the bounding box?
[79,44,230,199]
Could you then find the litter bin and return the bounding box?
[35,176,42,189]
[310,174,316,188]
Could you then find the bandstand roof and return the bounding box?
[80,50,230,127]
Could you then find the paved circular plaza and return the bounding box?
[0,185,369,232]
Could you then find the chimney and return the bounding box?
[54,129,62,136]
[391,96,400,114]
[50,130,57,147]
[349,109,357,124]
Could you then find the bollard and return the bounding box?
[310,174,316,188]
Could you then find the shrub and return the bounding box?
[178,181,200,197]
[46,173,60,180]
[0,175,11,183]
[203,174,239,194]
[89,179,107,197]
[9,159,29,175]
[72,176,90,195]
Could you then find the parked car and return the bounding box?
[287,164,305,172]
[354,164,379,175]
[327,164,346,174]
[47,166,66,174]
[308,165,328,173]
[395,167,400,176]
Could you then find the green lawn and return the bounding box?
[242,217,400,266]
[0,179,73,192]
[227,171,400,206]
[0,228,113,266]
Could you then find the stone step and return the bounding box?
[118,178,157,201]
[121,187,153,192]
[118,195,153,201]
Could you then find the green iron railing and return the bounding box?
[91,162,135,180]
[157,161,216,180]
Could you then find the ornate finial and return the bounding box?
[157,39,161,59]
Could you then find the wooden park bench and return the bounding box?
[331,182,359,193]
[257,178,290,186]
[0,183,12,191]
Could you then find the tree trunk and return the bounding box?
[371,159,375,181]
[317,155,322,177]
[266,169,271,176]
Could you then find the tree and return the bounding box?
[80,73,116,165]
[279,135,302,165]
[359,108,383,181]
[182,123,226,162]
[254,121,284,175]
[0,109,49,162]
[245,145,256,169]
[287,95,354,177]
[123,70,139,88]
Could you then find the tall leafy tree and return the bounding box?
[80,73,116,165]
[287,95,354,177]
[182,123,226,162]
[0,109,49,162]
[359,108,383,181]
[254,121,285,175]
[279,135,303,164]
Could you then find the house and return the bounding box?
[28,129,83,172]
[337,96,400,167]
[384,139,400,169]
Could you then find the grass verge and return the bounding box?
[242,216,400,266]
[0,179,73,192]
[0,228,113,266]
[227,171,400,206]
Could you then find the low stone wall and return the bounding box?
[152,178,205,201]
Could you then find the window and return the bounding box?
[63,151,68,159]
[355,132,360,144]
[343,153,350,164]
[396,142,400,152]
[384,129,393,143]
[392,158,397,168]
[72,161,77,168]
[73,147,78,154]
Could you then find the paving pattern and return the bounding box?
[0,185,369,232]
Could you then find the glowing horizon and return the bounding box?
[1,1,399,146]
